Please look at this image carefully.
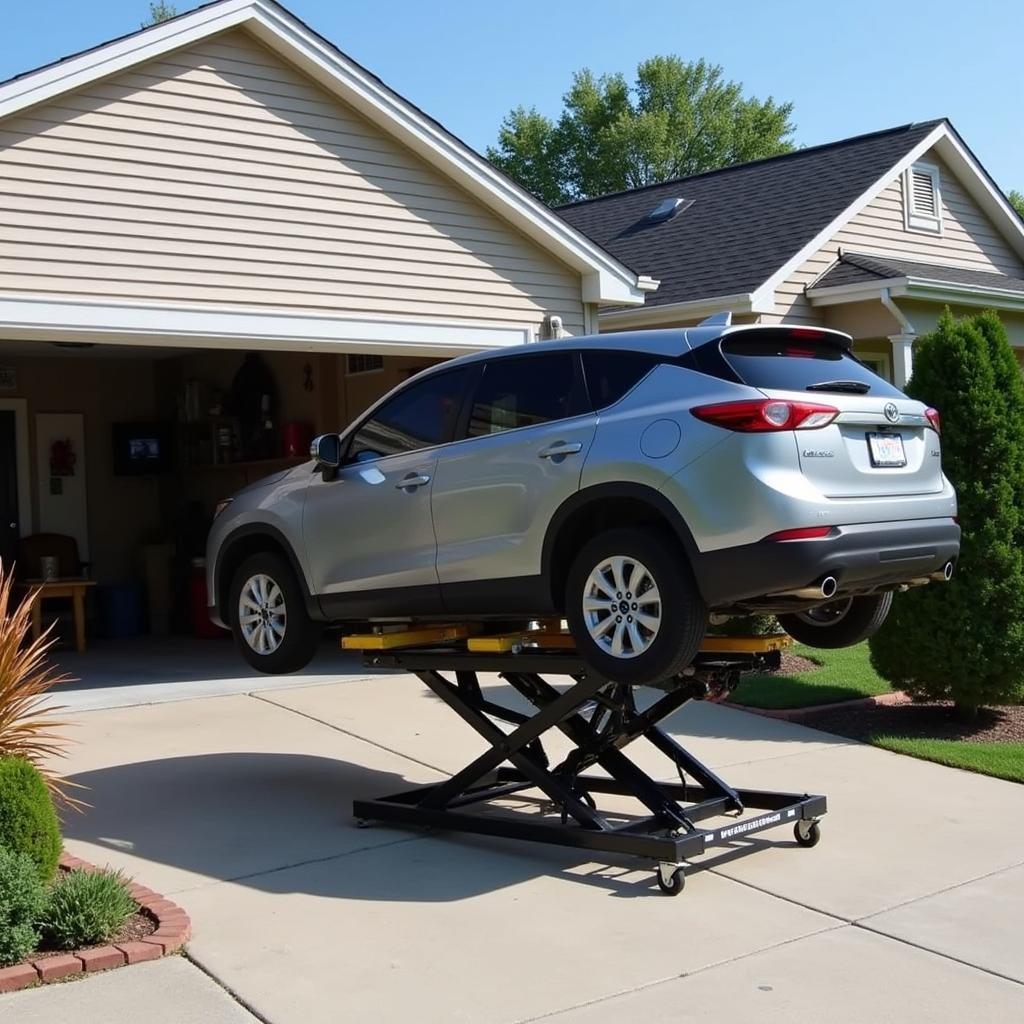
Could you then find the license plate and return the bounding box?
[867,432,906,467]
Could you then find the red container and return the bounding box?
[189,560,223,638]
[282,421,313,459]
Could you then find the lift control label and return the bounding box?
[715,812,781,840]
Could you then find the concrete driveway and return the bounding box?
[5,669,1022,1022]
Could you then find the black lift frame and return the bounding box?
[353,647,827,894]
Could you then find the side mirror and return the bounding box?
[310,434,341,470]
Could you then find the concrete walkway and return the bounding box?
[6,670,1022,1022]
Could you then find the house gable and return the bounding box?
[0,27,593,335]
[770,147,1024,324]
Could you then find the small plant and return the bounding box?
[0,846,46,966]
[43,868,137,950]
[0,756,62,881]
[0,559,82,810]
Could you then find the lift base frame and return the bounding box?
[352,647,826,890]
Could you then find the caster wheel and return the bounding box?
[355,818,372,830]
[794,820,821,847]
[656,865,685,896]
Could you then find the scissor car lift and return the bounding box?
[345,625,826,895]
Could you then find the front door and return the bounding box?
[432,351,596,601]
[302,365,472,616]
[0,411,19,570]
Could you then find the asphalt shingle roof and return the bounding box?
[812,251,1024,294]
[555,121,944,308]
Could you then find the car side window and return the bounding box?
[347,368,471,461]
[466,352,585,438]
[582,350,660,409]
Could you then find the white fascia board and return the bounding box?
[807,276,1024,313]
[930,132,1024,263]
[807,277,908,307]
[751,123,949,310]
[904,279,1024,312]
[0,0,257,118]
[0,295,534,356]
[597,292,759,329]
[0,0,645,307]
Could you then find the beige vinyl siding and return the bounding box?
[767,150,1024,324]
[0,29,585,332]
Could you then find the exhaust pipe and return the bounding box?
[930,560,954,583]
[779,576,839,601]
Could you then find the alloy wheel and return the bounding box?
[239,573,287,655]
[582,555,661,659]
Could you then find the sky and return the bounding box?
[1,0,1022,193]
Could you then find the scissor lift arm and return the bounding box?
[349,638,826,895]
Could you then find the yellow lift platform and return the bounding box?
[342,621,791,658]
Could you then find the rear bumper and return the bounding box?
[694,517,961,607]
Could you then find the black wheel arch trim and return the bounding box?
[541,482,705,602]
[214,523,324,623]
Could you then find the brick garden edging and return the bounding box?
[0,851,191,994]
[723,689,910,721]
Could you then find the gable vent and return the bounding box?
[905,162,942,233]
[911,169,938,216]
[646,197,693,223]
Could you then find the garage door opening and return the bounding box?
[0,340,442,694]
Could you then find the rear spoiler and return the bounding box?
[685,320,854,352]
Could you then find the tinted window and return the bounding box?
[582,350,660,408]
[718,331,903,397]
[467,353,584,437]
[348,368,470,460]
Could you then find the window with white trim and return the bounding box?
[904,162,942,234]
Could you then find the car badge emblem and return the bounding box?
[883,402,900,423]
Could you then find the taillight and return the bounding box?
[763,526,837,541]
[691,399,839,432]
[925,407,941,433]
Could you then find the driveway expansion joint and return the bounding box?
[250,691,448,776]
[509,922,847,1024]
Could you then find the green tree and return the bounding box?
[142,1,178,27]
[1009,190,1024,220]
[869,310,1024,713]
[487,57,795,205]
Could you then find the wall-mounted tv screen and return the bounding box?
[112,422,174,476]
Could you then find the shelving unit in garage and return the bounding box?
[342,625,826,895]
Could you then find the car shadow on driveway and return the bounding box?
[64,752,793,900]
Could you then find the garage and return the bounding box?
[0,0,649,675]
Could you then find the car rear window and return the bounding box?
[718,332,903,397]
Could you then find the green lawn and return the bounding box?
[729,641,893,709]
[873,737,1024,784]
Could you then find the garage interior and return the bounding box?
[0,340,439,663]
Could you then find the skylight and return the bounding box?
[646,197,693,223]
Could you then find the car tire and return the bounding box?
[229,551,322,674]
[565,527,706,685]
[777,592,893,649]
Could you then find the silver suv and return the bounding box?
[207,321,959,684]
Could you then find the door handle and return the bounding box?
[538,442,583,459]
[396,474,431,489]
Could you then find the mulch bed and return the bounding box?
[800,699,1024,743]
[777,650,819,675]
[0,853,191,994]
[25,912,155,963]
